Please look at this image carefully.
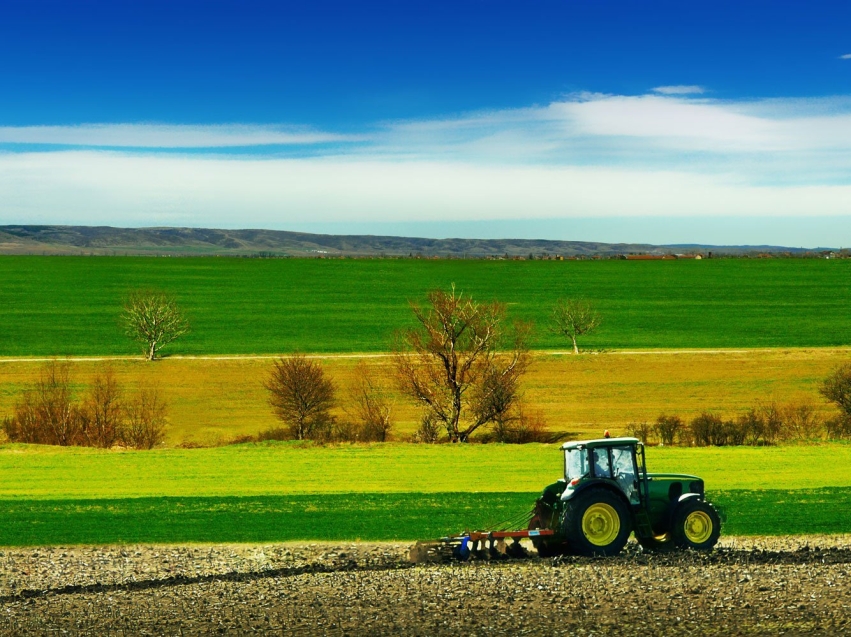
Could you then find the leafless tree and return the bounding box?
[345,362,394,442]
[550,298,601,354]
[393,285,530,442]
[820,363,851,419]
[80,367,124,448]
[654,414,684,446]
[266,354,336,440]
[122,385,168,449]
[122,289,190,361]
[2,360,82,445]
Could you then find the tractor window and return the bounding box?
[592,448,611,478]
[611,446,638,503]
[565,449,589,481]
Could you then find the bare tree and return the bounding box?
[345,362,394,442]
[550,298,601,354]
[266,354,336,440]
[393,285,530,442]
[122,385,168,449]
[654,414,684,446]
[122,289,190,361]
[820,363,851,418]
[80,367,124,448]
[2,360,82,445]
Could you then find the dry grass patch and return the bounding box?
[0,348,847,445]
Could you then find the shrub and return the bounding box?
[490,407,550,444]
[689,412,726,447]
[626,421,654,444]
[122,386,168,450]
[654,415,683,446]
[826,414,851,439]
[256,427,291,442]
[2,361,83,446]
[412,413,441,443]
[345,363,394,442]
[780,401,824,441]
[79,368,124,448]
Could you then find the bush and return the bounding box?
[344,363,394,442]
[654,415,683,446]
[256,427,291,442]
[689,412,726,447]
[626,421,654,444]
[412,413,441,443]
[3,361,82,446]
[121,386,168,450]
[780,401,824,441]
[490,407,550,444]
[826,414,851,439]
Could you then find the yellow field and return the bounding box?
[0,348,847,446]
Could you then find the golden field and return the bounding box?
[0,348,847,446]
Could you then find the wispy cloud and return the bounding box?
[651,85,705,95]
[0,123,360,148]
[840,53,851,60]
[2,90,851,245]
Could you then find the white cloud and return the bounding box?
[2,90,851,243]
[651,85,706,95]
[840,54,851,60]
[0,123,359,148]
[2,152,851,230]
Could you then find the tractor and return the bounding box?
[529,436,721,556]
[411,436,721,562]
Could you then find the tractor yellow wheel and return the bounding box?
[564,489,631,556]
[581,503,621,546]
[683,510,714,544]
[673,500,721,550]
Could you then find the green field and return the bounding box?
[1,257,849,355]
[1,442,849,545]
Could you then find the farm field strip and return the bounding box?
[1,348,845,444]
[1,489,849,546]
[2,442,851,499]
[1,257,850,356]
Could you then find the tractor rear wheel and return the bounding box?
[672,500,721,550]
[563,489,631,557]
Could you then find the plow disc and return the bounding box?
[409,529,554,564]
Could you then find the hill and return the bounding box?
[0,225,834,257]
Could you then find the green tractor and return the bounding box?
[529,436,721,557]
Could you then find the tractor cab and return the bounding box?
[561,437,643,505]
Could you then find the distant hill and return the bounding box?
[0,225,837,257]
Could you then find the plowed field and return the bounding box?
[2,536,849,635]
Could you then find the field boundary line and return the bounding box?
[1,346,851,364]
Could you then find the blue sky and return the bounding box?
[1,0,850,246]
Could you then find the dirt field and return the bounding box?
[2,536,849,635]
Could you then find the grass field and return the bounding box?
[0,349,844,443]
[1,257,850,356]
[1,443,849,545]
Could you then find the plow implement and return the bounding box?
[409,528,556,563]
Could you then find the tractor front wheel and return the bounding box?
[672,500,721,550]
[563,489,631,557]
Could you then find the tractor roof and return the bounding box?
[560,437,640,451]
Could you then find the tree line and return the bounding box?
[4,283,850,448]
[2,361,168,449]
[628,369,851,447]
